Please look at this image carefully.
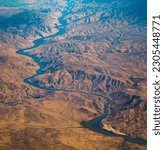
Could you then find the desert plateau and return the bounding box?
[0,0,147,150]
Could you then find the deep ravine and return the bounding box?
[16,0,146,145]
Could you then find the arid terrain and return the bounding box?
[0,0,147,150]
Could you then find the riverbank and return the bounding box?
[16,0,146,146]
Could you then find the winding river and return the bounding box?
[16,0,146,145]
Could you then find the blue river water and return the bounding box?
[16,0,147,145]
